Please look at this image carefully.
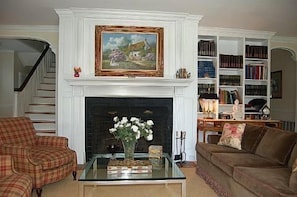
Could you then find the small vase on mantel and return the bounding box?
[122,140,136,160]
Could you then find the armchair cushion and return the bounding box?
[0,155,33,197]
[0,117,36,146]
[30,147,76,170]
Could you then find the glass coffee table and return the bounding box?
[79,153,186,197]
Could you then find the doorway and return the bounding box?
[271,48,296,131]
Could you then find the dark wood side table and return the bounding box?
[197,118,281,143]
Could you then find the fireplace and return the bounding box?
[56,9,200,164]
[85,97,173,161]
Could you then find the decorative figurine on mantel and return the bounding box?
[176,68,191,78]
[74,66,81,77]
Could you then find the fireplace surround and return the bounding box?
[56,8,201,164]
[85,97,173,161]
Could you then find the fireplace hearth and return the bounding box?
[85,97,173,161]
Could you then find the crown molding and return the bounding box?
[271,36,297,44]
[0,25,58,32]
[198,26,275,39]
[56,8,203,22]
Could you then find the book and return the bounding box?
[107,159,152,174]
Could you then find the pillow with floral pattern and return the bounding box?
[218,123,246,150]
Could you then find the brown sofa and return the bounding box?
[196,124,297,197]
[0,155,33,197]
[0,117,77,197]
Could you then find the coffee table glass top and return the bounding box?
[79,153,185,181]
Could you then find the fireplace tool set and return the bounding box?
[175,131,186,166]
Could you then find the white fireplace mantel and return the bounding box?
[65,77,194,87]
[56,8,201,164]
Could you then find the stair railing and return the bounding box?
[13,44,51,116]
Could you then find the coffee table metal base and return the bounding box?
[79,179,186,197]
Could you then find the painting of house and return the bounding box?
[101,32,157,70]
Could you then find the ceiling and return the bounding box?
[1,0,297,38]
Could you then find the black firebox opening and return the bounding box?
[85,97,173,161]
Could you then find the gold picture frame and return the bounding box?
[95,25,164,77]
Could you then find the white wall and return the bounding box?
[0,51,14,117]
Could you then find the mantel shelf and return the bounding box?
[65,77,194,87]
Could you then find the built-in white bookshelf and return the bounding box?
[198,27,275,120]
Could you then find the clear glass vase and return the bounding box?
[122,140,136,160]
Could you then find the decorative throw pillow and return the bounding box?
[217,123,246,150]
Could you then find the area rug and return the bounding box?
[176,161,197,168]
[31,167,218,197]
[196,165,231,197]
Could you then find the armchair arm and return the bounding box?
[36,136,68,148]
[0,144,39,166]
[0,155,14,176]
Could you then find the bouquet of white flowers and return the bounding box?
[109,116,154,142]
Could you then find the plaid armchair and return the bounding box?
[0,155,33,197]
[0,117,77,197]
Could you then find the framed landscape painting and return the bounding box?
[95,25,164,77]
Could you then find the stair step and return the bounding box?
[45,72,56,78]
[25,113,55,121]
[32,97,55,104]
[35,130,56,136]
[33,122,56,130]
[43,77,55,84]
[29,104,55,113]
[39,83,55,90]
[36,89,55,97]
[48,66,56,73]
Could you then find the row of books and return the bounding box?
[219,54,243,68]
[245,64,267,80]
[219,89,242,104]
[198,40,216,56]
[198,43,267,59]
[198,60,216,78]
[198,84,216,95]
[245,85,267,96]
[219,75,241,86]
[246,45,268,59]
[107,159,152,174]
[245,114,262,120]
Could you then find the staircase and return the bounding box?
[25,55,56,136]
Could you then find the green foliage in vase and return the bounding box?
[109,116,154,142]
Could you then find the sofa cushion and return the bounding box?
[218,123,246,150]
[288,143,297,168]
[241,124,267,153]
[0,117,37,146]
[30,146,75,170]
[289,159,297,193]
[255,127,297,165]
[233,166,296,197]
[196,142,245,161]
[211,152,282,176]
[293,159,297,172]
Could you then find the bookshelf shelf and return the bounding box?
[198,28,273,120]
